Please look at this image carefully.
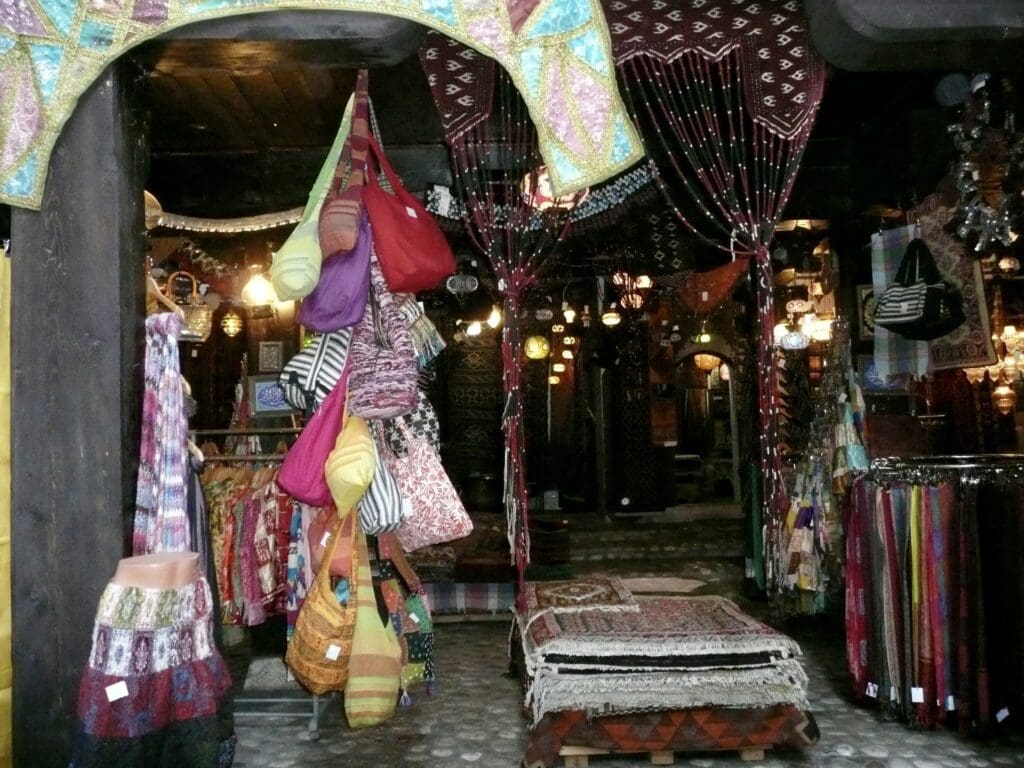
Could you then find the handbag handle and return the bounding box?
[894,239,941,286]
[329,69,370,195]
[365,134,406,198]
[164,271,201,305]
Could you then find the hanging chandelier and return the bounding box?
[220,308,243,338]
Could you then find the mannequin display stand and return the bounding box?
[69,552,233,768]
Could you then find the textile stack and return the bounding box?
[846,457,1024,734]
[514,577,818,767]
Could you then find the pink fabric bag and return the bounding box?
[277,367,350,507]
[381,423,473,551]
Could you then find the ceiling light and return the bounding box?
[524,335,550,360]
[466,321,483,337]
[694,353,720,372]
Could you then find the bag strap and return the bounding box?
[329,70,370,196]
[377,533,423,594]
[365,134,404,195]
[315,509,359,594]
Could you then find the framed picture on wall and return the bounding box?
[857,355,908,394]
[856,285,876,340]
[248,375,298,417]
[258,341,284,372]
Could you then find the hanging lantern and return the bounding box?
[621,291,645,310]
[466,321,483,337]
[694,353,720,372]
[773,323,790,344]
[551,323,565,334]
[220,309,243,338]
[486,305,503,329]
[634,275,653,290]
[561,349,574,360]
[611,271,629,286]
[780,330,810,351]
[562,301,576,324]
[241,265,278,306]
[552,362,566,373]
[964,367,987,384]
[581,305,592,328]
[993,380,1017,415]
[548,375,561,385]
[719,363,731,382]
[1003,355,1020,381]
[524,335,551,360]
[998,256,1021,275]
[601,304,622,327]
[563,336,577,346]
[785,298,813,315]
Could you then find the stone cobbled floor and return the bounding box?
[233,618,1024,768]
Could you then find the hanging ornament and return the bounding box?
[693,353,720,372]
[220,309,243,338]
[524,335,550,360]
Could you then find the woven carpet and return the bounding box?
[523,705,819,768]
[525,576,637,614]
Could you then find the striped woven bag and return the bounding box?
[285,511,358,695]
[344,530,402,728]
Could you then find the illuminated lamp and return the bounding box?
[524,335,550,360]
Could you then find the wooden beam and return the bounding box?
[10,61,146,768]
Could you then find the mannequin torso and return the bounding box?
[112,552,200,590]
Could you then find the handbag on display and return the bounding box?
[297,211,372,333]
[380,389,440,457]
[307,506,354,578]
[363,135,456,293]
[357,434,408,536]
[277,368,350,507]
[278,329,352,413]
[347,254,420,419]
[324,411,377,516]
[318,70,370,261]
[382,423,473,552]
[345,530,402,729]
[285,511,359,695]
[873,238,966,341]
[271,94,355,301]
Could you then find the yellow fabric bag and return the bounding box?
[324,412,376,514]
[344,531,401,729]
[270,94,354,301]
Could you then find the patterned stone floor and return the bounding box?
[232,618,1024,768]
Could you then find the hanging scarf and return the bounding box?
[133,312,190,555]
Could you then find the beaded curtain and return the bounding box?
[421,38,578,601]
[609,0,826,577]
[0,0,643,209]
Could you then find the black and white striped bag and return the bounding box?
[278,329,351,413]
[357,430,409,535]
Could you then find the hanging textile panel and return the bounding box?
[445,335,504,487]
[0,1,641,210]
[0,250,11,766]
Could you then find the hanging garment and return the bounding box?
[133,312,191,555]
[69,576,232,768]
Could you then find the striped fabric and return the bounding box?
[345,532,402,729]
[279,329,351,412]
[421,582,515,615]
[357,432,408,536]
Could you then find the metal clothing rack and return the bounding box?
[193,425,337,737]
[868,454,1024,484]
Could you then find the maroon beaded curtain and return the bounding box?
[607,0,826,569]
[434,60,577,602]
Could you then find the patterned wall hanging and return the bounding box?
[0,0,643,209]
[609,0,827,577]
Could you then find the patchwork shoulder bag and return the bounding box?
[347,251,419,419]
[874,238,965,341]
[278,329,352,413]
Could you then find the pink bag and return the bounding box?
[381,424,473,551]
[346,251,419,420]
[278,367,350,506]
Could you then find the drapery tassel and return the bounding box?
[399,689,413,708]
[408,314,447,367]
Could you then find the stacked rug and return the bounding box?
[515,577,818,767]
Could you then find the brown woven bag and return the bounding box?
[285,511,359,694]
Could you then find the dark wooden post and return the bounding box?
[10,61,145,767]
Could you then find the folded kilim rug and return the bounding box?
[525,576,638,614]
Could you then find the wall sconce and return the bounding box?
[241,265,278,306]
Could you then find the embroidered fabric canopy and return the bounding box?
[0,0,643,209]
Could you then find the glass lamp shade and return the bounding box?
[634,275,653,290]
[241,268,277,306]
[719,363,731,381]
[601,304,622,327]
[1003,356,1020,381]
[561,349,574,360]
[220,309,243,337]
[693,353,720,372]
[780,331,810,350]
[963,367,987,385]
[486,306,502,329]
[524,335,550,360]
[466,321,483,337]
[774,323,790,344]
[562,302,576,323]
[548,375,561,385]
[552,362,566,373]
[993,382,1017,415]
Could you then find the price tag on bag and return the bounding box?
[865,682,879,699]
[325,644,341,661]
[997,708,1010,723]
[946,695,956,711]
[105,681,129,702]
[911,687,925,704]
[320,531,331,547]
[409,613,420,624]
[406,206,418,219]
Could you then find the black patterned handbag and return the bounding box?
[380,389,440,458]
[873,239,965,341]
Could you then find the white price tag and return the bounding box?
[946,695,956,711]
[325,644,341,661]
[865,682,878,699]
[911,687,925,704]
[890,686,898,702]
[997,707,1010,723]
[409,613,420,624]
[405,206,418,219]
[105,681,129,702]
[320,531,331,547]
